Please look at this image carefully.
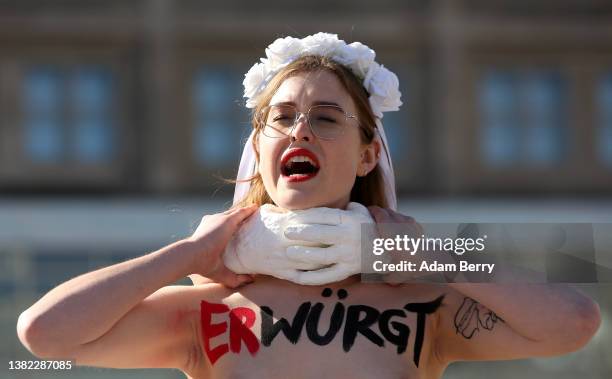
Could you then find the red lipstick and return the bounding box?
[280,148,321,183]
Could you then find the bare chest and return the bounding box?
[187,285,445,379]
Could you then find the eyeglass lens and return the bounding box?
[262,105,348,140]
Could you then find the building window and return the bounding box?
[192,67,250,168]
[21,65,117,165]
[479,69,568,168]
[598,72,612,167]
[23,67,64,163]
[71,67,116,163]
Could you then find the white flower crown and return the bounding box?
[242,32,402,119]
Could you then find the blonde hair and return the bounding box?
[230,55,389,210]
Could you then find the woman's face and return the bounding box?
[257,70,376,210]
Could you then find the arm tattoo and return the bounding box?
[453,297,504,339]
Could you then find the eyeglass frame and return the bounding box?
[257,103,360,141]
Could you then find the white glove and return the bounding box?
[223,202,378,285]
[223,203,343,278]
[282,202,380,285]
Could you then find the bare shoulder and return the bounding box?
[153,283,242,339]
[153,283,242,377]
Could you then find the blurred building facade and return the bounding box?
[1,1,611,378]
[0,0,611,196]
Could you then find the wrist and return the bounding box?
[177,238,215,276]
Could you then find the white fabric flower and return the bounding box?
[301,32,342,57]
[242,32,402,119]
[334,42,375,79]
[243,61,272,108]
[363,63,403,118]
[265,36,303,67]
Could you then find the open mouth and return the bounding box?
[280,148,321,183]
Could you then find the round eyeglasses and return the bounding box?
[258,104,359,141]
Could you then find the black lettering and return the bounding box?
[260,290,446,365]
[306,302,345,345]
[343,305,384,352]
[379,309,410,354]
[405,295,445,367]
[261,302,311,346]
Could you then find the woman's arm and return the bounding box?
[367,206,601,364]
[16,205,258,369]
[18,239,197,358]
[435,283,600,362]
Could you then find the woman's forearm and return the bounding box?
[18,238,200,354]
[448,282,601,344]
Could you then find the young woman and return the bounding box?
[17,34,601,379]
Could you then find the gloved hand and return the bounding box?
[282,202,381,285]
[223,202,379,285]
[223,203,336,277]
